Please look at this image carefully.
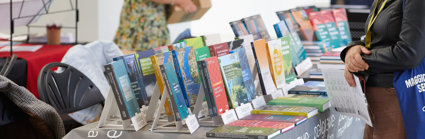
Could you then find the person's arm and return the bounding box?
[149,0,197,13]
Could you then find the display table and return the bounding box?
[64,108,365,139]
[0,44,73,98]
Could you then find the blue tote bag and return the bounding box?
[393,58,425,139]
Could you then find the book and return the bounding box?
[206,125,281,139]
[228,120,295,133]
[280,37,297,83]
[153,45,170,54]
[242,15,271,41]
[332,8,352,46]
[229,20,249,37]
[175,47,201,106]
[308,11,332,48]
[269,94,330,112]
[240,35,261,95]
[104,60,141,124]
[171,50,191,107]
[251,105,318,118]
[321,10,343,49]
[267,39,286,89]
[180,36,206,49]
[276,10,304,41]
[252,39,277,95]
[194,46,211,61]
[204,57,230,115]
[160,62,190,120]
[136,50,157,99]
[241,114,307,126]
[208,42,229,57]
[113,54,148,106]
[234,47,256,101]
[218,53,249,108]
[172,42,187,49]
[276,16,307,66]
[290,9,315,41]
[197,60,216,116]
[150,55,173,116]
[227,39,244,51]
[288,81,327,95]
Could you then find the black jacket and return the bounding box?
[340,0,425,87]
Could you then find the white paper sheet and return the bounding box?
[0,45,42,52]
[322,69,372,126]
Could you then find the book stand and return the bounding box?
[97,90,148,131]
[145,84,172,122]
[192,87,224,127]
[149,83,197,133]
[295,57,313,76]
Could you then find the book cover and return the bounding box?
[160,62,190,120]
[252,39,277,95]
[280,37,297,83]
[208,42,229,57]
[218,53,249,108]
[276,10,305,41]
[136,50,157,99]
[153,45,170,54]
[267,39,286,89]
[227,39,244,51]
[200,60,219,116]
[280,16,308,66]
[104,64,130,121]
[241,114,307,125]
[172,42,187,49]
[235,47,256,101]
[229,20,249,37]
[240,35,261,95]
[309,11,332,48]
[290,9,315,41]
[150,55,173,115]
[105,60,141,120]
[114,54,148,106]
[242,15,271,41]
[228,120,295,133]
[171,50,191,107]
[204,57,230,115]
[197,61,216,116]
[332,8,352,46]
[194,46,211,61]
[321,10,343,49]
[206,125,281,139]
[181,47,201,106]
[269,94,330,112]
[180,36,206,49]
[289,81,327,95]
[251,105,318,118]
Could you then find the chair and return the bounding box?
[0,54,17,76]
[37,62,104,131]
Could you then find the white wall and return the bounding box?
[98,0,123,41]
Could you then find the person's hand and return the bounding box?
[175,0,197,13]
[344,68,366,87]
[344,45,371,73]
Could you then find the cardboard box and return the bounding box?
[166,0,211,24]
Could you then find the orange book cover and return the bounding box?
[253,39,277,95]
[291,10,315,41]
[151,55,173,115]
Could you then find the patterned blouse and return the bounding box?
[114,0,170,51]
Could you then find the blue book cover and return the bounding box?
[114,54,148,106]
[171,50,190,107]
[162,62,190,120]
[111,59,141,118]
[234,48,256,101]
[136,50,157,98]
[218,53,249,108]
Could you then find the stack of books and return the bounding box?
[302,41,330,65]
[318,51,345,69]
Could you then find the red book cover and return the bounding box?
[228,120,295,133]
[308,11,323,32]
[332,9,348,23]
[205,57,229,115]
[320,10,336,24]
[291,10,315,41]
[208,42,229,57]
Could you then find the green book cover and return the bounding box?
[206,125,281,139]
[251,105,318,118]
[269,94,330,112]
[280,37,297,83]
[181,36,206,49]
[194,46,211,61]
[218,53,249,108]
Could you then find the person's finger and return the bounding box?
[353,55,369,70]
[346,58,364,72]
[344,69,356,87]
[360,47,371,55]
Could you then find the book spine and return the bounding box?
[204,61,219,116]
[198,61,214,117]
[206,132,247,138]
[251,110,307,117]
[288,91,326,95]
[251,42,267,95]
[150,56,173,116]
[171,50,190,107]
[160,65,181,121]
[104,64,129,120]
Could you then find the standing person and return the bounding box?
[114,0,197,51]
[341,0,425,138]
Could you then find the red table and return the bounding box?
[0,44,73,98]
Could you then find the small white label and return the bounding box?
[131,112,147,131]
[271,89,284,99]
[221,109,238,124]
[252,96,267,109]
[295,57,313,75]
[185,114,200,134]
[235,103,253,119]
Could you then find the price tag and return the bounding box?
[295,57,313,75]
[185,114,200,134]
[252,96,266,109]
[235,103,253,119]
[271,89,284,99]
[131,112,147,131]
[221,109,238,124]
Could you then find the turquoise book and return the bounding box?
[218,53,249,108]
[332,8,352,46]
[108,59,141,119]
[171,50,190,107]
[233,48,256,101]
[321,10,342,49]
[161,62,190,120]
[280,37,297,83]
[308,11,332,48]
